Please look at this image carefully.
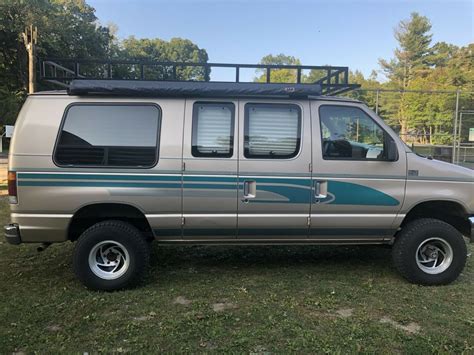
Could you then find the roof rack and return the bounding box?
[38,58,360,96]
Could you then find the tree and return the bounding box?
[345,70,381,111]
[0,0,209,125]
[254,54,301,83]
[379,12,434,139]
[0,0,113,125]
[118,37,208,80]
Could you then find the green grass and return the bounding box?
[0,196,472,353]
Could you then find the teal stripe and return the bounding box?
[15,170,473,183]
[17,172,400,206]
[18,181,239,190]
[184,176,237,182]
[18,181,182,188]
[321,181,399,206]
[241,177,310,187]
[18,173,179,181]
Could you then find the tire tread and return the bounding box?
[73,220,150,291]
[392,218,467,285]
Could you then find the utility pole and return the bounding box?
[451,89,460,163]
[22,25,38,94]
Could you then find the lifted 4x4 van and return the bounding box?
[4,61,474,290]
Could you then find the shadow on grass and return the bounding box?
[152,244,391,266]
[147,244,395,280]
[2,242,396,289]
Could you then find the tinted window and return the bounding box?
[55,104,160,167]
[244,104,301,159]
[319,105,387,160]
[192,103,234,158]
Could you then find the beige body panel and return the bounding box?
[181,99,238,239]
[237,100,312,239]
[402,153,474,214]
[309,101,408,240]
[10,96,184,241]
[7,94,473,244]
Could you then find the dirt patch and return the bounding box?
[336,308,354,318]
[133,311,157,321]
[173,296,192,305]
[46,325,62,332]
[380,316,421,334]
[199,340,217,349]
[250,345,270,354]
[212,302,237,312]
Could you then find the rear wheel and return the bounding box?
[73,220,150,291]
[392,218,467,285]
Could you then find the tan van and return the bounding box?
[4,62,473,290]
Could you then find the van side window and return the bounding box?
[192,102,235,158]
[244,103,301,159]
[319,105,387,160]
[55,104,161,168]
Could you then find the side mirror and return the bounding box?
[385,137,399,161]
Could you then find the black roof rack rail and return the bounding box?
[38,57,360,96]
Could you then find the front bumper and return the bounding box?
[4,224,21,245]
[469,216,474,243]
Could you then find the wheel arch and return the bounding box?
[401,200,470,237]
[67,203,154,241]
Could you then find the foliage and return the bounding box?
[379,12,433,88]
[255,12,473,145]
[377,13,473,143]
[0,0,208,125]
[117,36,209,81]
[254,54,301,83]
[0,0,113,125]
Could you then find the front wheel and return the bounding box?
[392,218,467,285]
[73,220,150,291]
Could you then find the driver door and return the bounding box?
[310,102,407,241]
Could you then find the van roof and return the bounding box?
[29,87,363,103]
[30,88,363,104]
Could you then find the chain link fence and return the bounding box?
[346,88,474,169]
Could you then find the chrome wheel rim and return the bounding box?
[88,240,130,280]
[416,237,453,275]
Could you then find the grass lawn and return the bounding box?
[0,196,472,353]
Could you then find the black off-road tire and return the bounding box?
[73,220,150,291]
[392,218,467,285]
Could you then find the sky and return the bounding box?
[88,0,473,81]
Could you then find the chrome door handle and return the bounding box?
[242,180,256,202]
[314,180,327,199]
[243,181,250,197]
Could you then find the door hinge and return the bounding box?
[307,217,311,226]
[308,163,312,172]
[181,217,185,226]
[182,162,186,171]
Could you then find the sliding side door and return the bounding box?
[237,100,312,240]
[182,100,239,239]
